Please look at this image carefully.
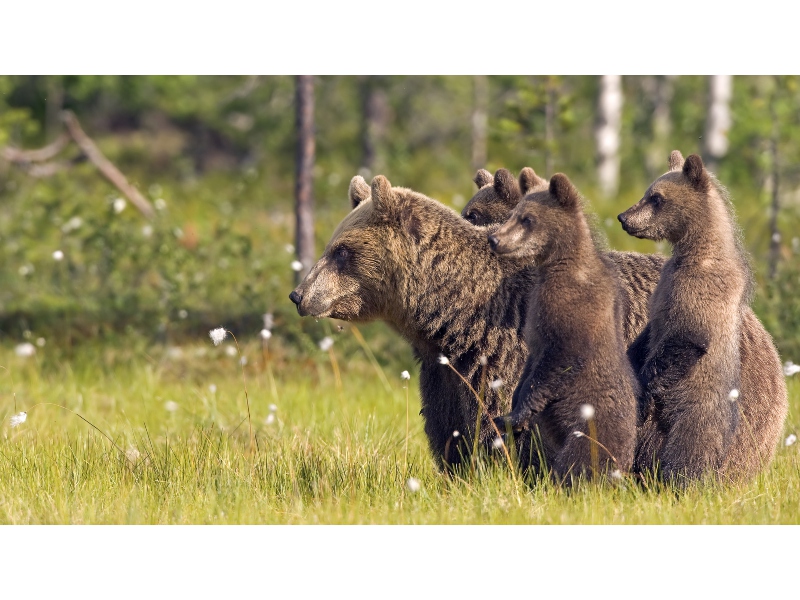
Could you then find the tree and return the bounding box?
[295,75,316,283]
[703,75,733,173]
[594,75,623,198]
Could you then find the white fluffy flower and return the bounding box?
[785,434,797,447]
[154,198,167,211]
[263,313,275,329]
[437,355,449,365]
[264,413,276,425]
[728,389,740,401]
[489,378,503,390]
[126,447,141,463]
[209,384,217,394]
[52,250,64,261]
[573,431,585,438]
[142,224,153,238]
[492,437,504,449]
[319,337,334,352]
[209,328,227,346]
[580,404,596,421]
[9,411,27,428]
[260,329,272,340]
[401,370,410,380]
[178,309,188,320]
[453,430,460,438]
[284,244,295,254]
[479,355,488,366]
[610,469,623,480]
[225,346,237,357]
[291,260,303,272]
[406,477,421,493]
[15,343,36,358]
[269,404,278,413]
[113,198,127,214]
[783,361,800,377]
[165,401,179,413]
[36,337,46,347]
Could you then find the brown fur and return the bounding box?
[290,175,540,469]
[490,174,638,481]
[462,168,548,227]
[619,152,787,483]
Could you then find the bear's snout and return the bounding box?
[487,234,499,251]
[289,289,303,307]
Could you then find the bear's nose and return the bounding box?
[617,212,628,226]
[487,235,499,250]
[289,290,303,306]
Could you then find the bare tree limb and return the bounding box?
[1,132,70,163]
[61,110,155,220]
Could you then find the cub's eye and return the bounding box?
[651,193,664,206]
[465,211,478,224]
[521,216,534,227]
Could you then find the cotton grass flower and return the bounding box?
[263,313,275,330]
[319,337,334,352]
[573,431,585,438]
[453,430,460,438]
[154,198,167,211]
[291,260,303,272]
[9,412,27,428]
[264,413,276,425]
[786,434,797,447]
[36,337,46,347]
[15,342,36,358]
[165,401,179,413]
[401,370,410,380]
[209,327,227,346]
[580,404,596,421]
[437,355,449,365]
[728,388,740,401]
[783,361,800,377]
[406,477,421,493]
[610,469,623,481]
[269,404,277,413]
[260,329,272,340]
[209,384,217,394]
[178,309,188,320]
[126,447,141,463]
[493,437,504,449]
[489,378,503,390]
[225,346,237,357]
[113,198,127,213]
[52,250,64,261]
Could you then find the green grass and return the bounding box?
[1,334,799,525]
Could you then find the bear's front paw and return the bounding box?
[493,410,532,434]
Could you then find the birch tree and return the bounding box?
[595,75,623,198]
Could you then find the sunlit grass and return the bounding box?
[1,340,799,524]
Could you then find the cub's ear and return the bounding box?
[349,175,371,209]
[473,169,493,189]
[519,167,548,195]
[549,173,579,210]
[668,150,685,172]
[683,154,709,191]
[493,168,521,202]
[370,175,394,212]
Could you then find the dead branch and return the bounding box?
[0,132,70,163]
[61,110,155,219]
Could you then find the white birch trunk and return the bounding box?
[703,75,733,170]
[595,75,623,198]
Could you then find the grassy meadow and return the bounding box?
[2,331,799,525]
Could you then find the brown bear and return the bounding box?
[462,167,549,227]
[619,151,787,483]
[489,174,639,481]
[464,160,787,481]
[290,175,540,470]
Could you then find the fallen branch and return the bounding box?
[0,132,70,163]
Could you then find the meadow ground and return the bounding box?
[1,331,799,526]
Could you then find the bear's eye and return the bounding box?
[651,193,664,207]
[332,246,351,269]
[521,216,535,227]
[465,211,478,224]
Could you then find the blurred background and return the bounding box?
[1,75,799,361]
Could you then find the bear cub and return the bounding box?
[489,174,639,481]
[619,152,749,484]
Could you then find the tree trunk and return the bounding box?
[295,75,316,283]
[768,82,781,280]
[360,76,389,176]
[703,75,733,173]
[595,75,623,198]
[544,78,556,177]
[645,75,676,177]
[471,75,488,171]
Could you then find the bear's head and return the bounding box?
[289,175,435,321]
[461,167,548,226]
[487,173,584,263]
[617,151,713,244]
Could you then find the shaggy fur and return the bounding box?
[290,175,539,469]
[490,174,638,480]
[619,151,787,483]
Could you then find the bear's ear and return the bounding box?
[682,154,709,191]
[549,173,579,210]
[349,175,371,209]
[668,150,685,172]
[493,168,521,202]
[370,175,394,212]
[519,167,548,195]
[473,169,493,189]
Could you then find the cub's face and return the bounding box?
[290,204,389,321]
[487,194,560,262]
[462,186,517,227]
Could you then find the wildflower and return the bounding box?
[580,404,596,421]
[62,216,82,233]
[209,384,217,394]
[36,337,46,347]
[126,447,141,463]
[319,337,334,352]
[113,198,127,214]
[239,356,248,366]
[284,244,295,254]
[772,232,782,244]
[783,361,800,377]
[209,328,227,346]
[265,413,276,425]
[178,309,188,320]
[453,431,460,438]
[493,437,504,449]
[573,431,584,438]
[728,389,740,401]
[165,401,179,412]
[260,329,272,340]
[268,404,278,413]
[18,265,32,276]
[52,250,64,261]
[406,477,421,493]
[291,260,303,272]
[142,225,154,238]
[479,355,488,366]
[15,343,36,358]
[437,355,449,365]
[154,198,167,211]
[489,378,503,390]
[225,346,237,357]
[786,434,797,447]
[610,469,623,480]
[9,412,27,428]
[263,313,275,330]
[401,370,411,380]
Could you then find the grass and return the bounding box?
[1,333,799,525]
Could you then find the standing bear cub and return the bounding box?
[619,152,749,483]
[490,174,639,481]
